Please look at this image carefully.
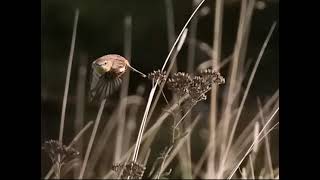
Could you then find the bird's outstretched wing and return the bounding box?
[89,71,122,103]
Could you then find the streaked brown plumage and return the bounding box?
[89,54,146,102]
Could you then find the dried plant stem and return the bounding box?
[68,121,94,148]
[165,0,178,73]
[196,53,233,72]
[74,53,87,153]
[131,21,188,166]
[164,3,184,170]
[227,107,279,179]
[174,102,196,129]
[79,99,107,179]
[220,22,277,174]
[44,121,94,179]
[220,0,249,156]
[177,1,201,177]
[229,103,278,167]
[131,0,205,165]
[231,91,278,153]
[73,53,87,178]
[59,8,79,143]
[123,89,145,152]
[86,96,144,176]
[207,0,224,178]
[102,95,189,179]
[257,122,279,145]
[193,90,278,178]
[257,98,274,178]
[55,162,61,179]
[144,46,181,129]
[155,115,201,178]
[114,15,132,163]
[155,146,173,179]
[249,155,255,179]
[187,0,199,73]
[132,85,157,162]
[161,0,206,71]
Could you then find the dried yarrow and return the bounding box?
[147,70,168,85]
[42,140,79,165]
[166,69,225,103]
[167,72,192,97]
[188,76,211,102]
[112,161,146,179]
[147,68,224,104]
[199,68,225,85]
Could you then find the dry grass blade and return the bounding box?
[161,0,206,71]
[220,1,249,155]
[74,53,88,156]
[186,0,200,73]
[78,99,107,179]
[153,115,201,179]
[85,96,143,177]
[59,8,79,143]
[114,15,132,163]
[165,0,178,74]
[102,95,189,179]
[257,97,274,178]
[207,0,224,178]
[220,22,277,175]
[231,90,278,153]
[227,107,279,179]
[131,3,197,161]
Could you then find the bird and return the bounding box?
[89,54,146,102]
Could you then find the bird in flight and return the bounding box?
[89,54,146,102]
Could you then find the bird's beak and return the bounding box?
[127,64,147,78]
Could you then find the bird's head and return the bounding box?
[93,57,113,75]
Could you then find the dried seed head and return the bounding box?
[167,69,224,104]
[147,70,167,84]
[42,140,79,164]
[112,161,146,179]
[167,72,192,96]
[187,76,210,102]
[199,68,225,85]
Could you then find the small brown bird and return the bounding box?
[89,54,146,102]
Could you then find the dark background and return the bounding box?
[41,0,278,177]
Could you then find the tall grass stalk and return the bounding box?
[86,96,144,177]
[231,91,278,154]
[258,98,275,178]
[123,86,145,155]
[229,101,278,170]
[78,99,107,179]
[74,53,87,147]
[114,15,132,163]
[207,0,224,178]
[103,95,190,178]
[220,0,250,158]
[164,1,191,176]
[187,0,200,74]
[131,0,206,165]
[165,0,178,73]
[219,22,277,177]
[58,9,79,143]
[227,107,279,179]
[73,52,87,178]
[154,115,201,179]
[193,88,278,178]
